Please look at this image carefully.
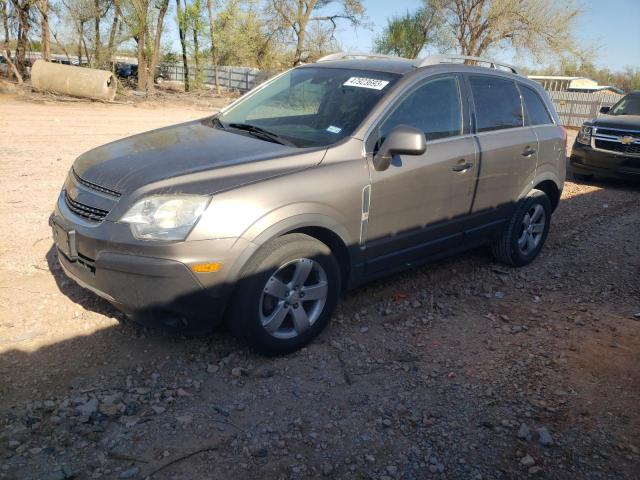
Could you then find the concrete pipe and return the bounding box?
[30,60,118,101]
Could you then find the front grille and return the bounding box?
[72,169,121,197]
[64,191,109,222]
[595,128,639,137]
[594,139,640,156]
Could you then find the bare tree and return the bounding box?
[205,0,218,92]
[35,0,50,60]
[148,0,169,88]
[62,0,93,64]
[187,0,203,87]
[175,0,189,91]
[9,0,34,76]
[271,0,364,66]
[433,0,583,61]
[105,0,121,66]
[123,0,169,91]
[2,0,25,82]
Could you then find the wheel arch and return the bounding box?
[519,172,562,212]
[246,214,356,292]
[533,179,561,212]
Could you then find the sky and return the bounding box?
[329,0,640,72]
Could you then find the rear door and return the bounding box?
[520,84,565,183]
[364,74,477,273]
[466,74,538,236]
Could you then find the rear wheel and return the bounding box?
[228,233,341,355]
[492,189,551,267]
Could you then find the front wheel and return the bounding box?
[228,233,341,355]
[492,189,551,267]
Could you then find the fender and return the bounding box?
[518,170,563,201]
[220,209,357,289]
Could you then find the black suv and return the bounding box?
[570,91,640,180]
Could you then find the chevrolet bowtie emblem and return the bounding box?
[620,136,635,145]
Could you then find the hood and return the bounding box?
[73,118,324,195]
[589,114,640,130]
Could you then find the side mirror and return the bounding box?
[599,106,610,114]
[373,125,427,171]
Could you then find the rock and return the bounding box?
[176,414,193,424]
[253,447,268,458]
[528,466,542,475]
[517,423,531,440]
[8,440,21,449]
[537,426,553,446]
[99,403,121,416]
[177,388,190,397]
[520,454,535,467]
[231,367,243,377]
[151,405,166,415]
[118,466,139,479]
[257,367,274,378]
[37,466,74,480]
[386,465,398,477]
[207,364,219,373]
[360,326,369,333]
[77,398,98,417]
[321,462,334,476]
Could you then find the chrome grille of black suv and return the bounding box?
[595,140,640,156]
[72,169,121,197]
[64,191,109,221]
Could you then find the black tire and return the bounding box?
[228,233,341,355]
[492,189,551,267]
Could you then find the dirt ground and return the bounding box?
[0,94,639,480]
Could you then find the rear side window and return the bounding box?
[469,76,523,132]
[379,76,462,142]
[521,86,553,125]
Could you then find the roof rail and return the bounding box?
[316,52,407,63]
[415,54,520,75]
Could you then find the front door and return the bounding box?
[364,75,477,274]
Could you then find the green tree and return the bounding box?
[374,4,444,58]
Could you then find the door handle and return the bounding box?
[522,146,536,157]
[452,161,472,172]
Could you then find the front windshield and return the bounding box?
[218,67,400,147]
[609,93,640,116]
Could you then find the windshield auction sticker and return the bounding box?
[343,77,390,90]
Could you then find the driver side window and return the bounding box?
[378,76,462,147]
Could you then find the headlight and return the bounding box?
[577,125,592,145]
[120,195,210,241]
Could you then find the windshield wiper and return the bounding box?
[227,122,293,146]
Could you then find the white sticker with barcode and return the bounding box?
[343,77,389,90]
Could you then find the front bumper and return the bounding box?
[570,141,640,179]
[50,192,256,333]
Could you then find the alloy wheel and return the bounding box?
[517,203,546,255]
[259,258,329,339]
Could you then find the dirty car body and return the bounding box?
[50,55,566,354]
